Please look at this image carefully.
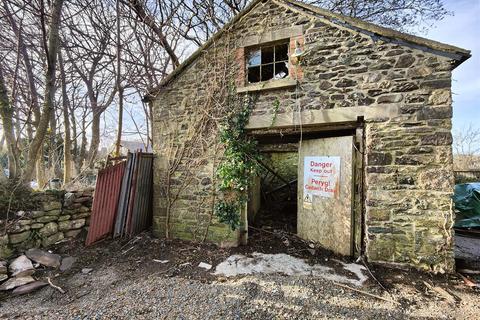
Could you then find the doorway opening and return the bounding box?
[253,151,298,234]
[245,122,365,257]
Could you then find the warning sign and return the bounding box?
[303,193,313,209]
[303,156,341,199]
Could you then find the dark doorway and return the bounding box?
[251,152,298,234]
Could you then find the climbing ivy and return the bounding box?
[215,94,261,230]
[270,98,280,127]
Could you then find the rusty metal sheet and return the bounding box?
[86,161,126,246]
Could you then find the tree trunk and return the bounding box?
[115,88,124,156]
[0,66,20,179]
[36,148,47,188]
[87,112,100,168]
[114,0,123,156]
[3,0,41,125]
[58,50,72,183]
[23,0,65,182]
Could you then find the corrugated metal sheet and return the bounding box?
[86,161,126,246]
[113,152,154,238]
[114,153,134,237]
[128,153,154,236]
[125,152,139,236]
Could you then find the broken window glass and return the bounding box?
[247,49,261,66]
[274,62,288,79]
[246,42,289,84]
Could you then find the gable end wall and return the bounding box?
[152,0,456,272]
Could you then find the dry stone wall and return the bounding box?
[152,0,458,272]
[0,189,93,259]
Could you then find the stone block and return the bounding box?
[428,89,450,105]
[8,224,31,233]
[42,201,62,212]
[42,232,64,247]
[72,212,90,219]
[395,54,415,68]
[31,211,46,218]
[39,222,58,237]
[420,132,452,146]
[64,229,82,238]
[45,209,62,216]
[17,219,32,225]
[35,215,58,223]
[0,245,12,260]
[58,219,85,231]
[9,231,31,245]
[377,94,403,103]
[0,234,8,245]
[58,215,71,221]
[417,106,452,120]
[30,223,44,229]
[367,208,390,222]
[367,152,392,166]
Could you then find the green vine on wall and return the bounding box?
[214,93,261,230]
[270,98,280,127]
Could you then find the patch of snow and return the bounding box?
[214,252,368,286]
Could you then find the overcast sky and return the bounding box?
[426,0,479,133]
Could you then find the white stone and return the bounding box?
[81,268,93,274]
[198,262,212,270]
[153,259,169,264]
[9,255,35,277]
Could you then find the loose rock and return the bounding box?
[26,248,61,268]
[198,262,212,270]
[82,268,93,274]
[12,281,48,295]
[60,257,76,272]
[9,255,35,277]
[0,276,35,290]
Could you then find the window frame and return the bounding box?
[245,40,290,84]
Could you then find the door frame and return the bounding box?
[246,120,366,257]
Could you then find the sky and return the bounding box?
[426,0,480,133]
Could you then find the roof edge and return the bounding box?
[145,0,472,101]
[286,0,471,59]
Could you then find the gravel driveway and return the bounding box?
[0,233,478,319]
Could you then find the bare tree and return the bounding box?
[454,124,480,170]
[22,0,65,182]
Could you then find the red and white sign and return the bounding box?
[303,156,341,199]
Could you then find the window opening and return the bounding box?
[246,42,289,84]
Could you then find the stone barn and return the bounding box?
[146,0,470,272]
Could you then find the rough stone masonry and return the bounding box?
[0,190,93,259]
[148,0,470,272]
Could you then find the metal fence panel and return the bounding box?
[86,161,126,246]
[129,153,154,236]
[114,153,134,237]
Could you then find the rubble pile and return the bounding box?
[0,248,75,296]
[0,189,93,259]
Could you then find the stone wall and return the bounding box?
[151,0,461,272]
[0,190,93,259]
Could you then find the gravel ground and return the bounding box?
[0,232,479,319]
